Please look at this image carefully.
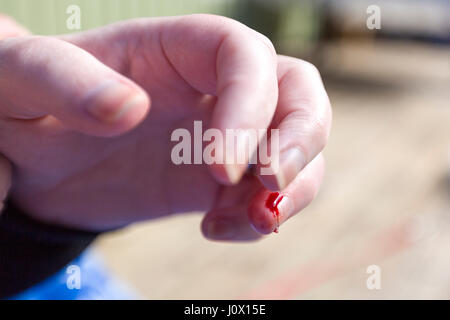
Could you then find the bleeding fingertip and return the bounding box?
[249,191,295,234]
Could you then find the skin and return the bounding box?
[0,14,331,241]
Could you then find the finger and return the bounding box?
[257,56,332,191]
[209,26,278,186]
[63,15,278,178]
[249,153,325,235]
[0,14,30,39]
[0,36,150,137]
[155,14,278,185]
[201,153,325,240]
[201,174,263,241]
[201,205,263,241]
[0,155,12,212]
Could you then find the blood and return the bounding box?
[265,192,284,233]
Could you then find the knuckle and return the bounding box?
[253,31,277,59]
[297,60,321,78]
[288,108,329,154]
[311,115,329,151]
[192,14,277,59]
[284,58,322,81]
[189,13,243,30]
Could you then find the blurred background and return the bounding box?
[1,0,449,299]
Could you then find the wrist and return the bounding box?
[0,198,100,298]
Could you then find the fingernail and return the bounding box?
[85,80,146,123]
[274,148,306,190]
[224,164,241,184]
[112,93,148,121]
[206,219,236,240]
[267,193,295,233]
[223,130,252,184]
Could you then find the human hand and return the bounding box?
[0,14,29,213]
[0,14,331,240]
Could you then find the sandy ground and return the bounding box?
[94,41,450,299]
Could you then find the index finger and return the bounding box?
[156,14,279,184]
[257,56,332,191]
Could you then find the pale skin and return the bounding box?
[0,14,331,241]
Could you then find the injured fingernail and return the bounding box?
[205,219,236,240]
[265,192,295,233]
[250,192,295,234]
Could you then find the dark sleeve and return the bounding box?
[0,199,99,298]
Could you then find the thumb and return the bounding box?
[0,36,150,137]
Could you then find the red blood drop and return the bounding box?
[265,192,284,233]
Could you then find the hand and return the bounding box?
[0,14,331,241]
[0,14,29,212]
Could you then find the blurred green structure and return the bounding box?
[0,0,233,34]
[0,0,319,56]
[231,0,319,56]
